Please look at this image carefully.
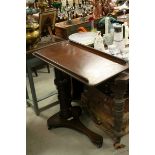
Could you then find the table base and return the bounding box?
[47,106,103,148]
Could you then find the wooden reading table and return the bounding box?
[33,40,129,147]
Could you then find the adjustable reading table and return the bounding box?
[33,40,128,147]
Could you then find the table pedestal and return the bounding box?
[47,69,103,148]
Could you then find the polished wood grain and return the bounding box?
[33,39,129,148]
[34,41,128,86]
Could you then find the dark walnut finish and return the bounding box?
[112,72,129,147]
[47,69,103,147]
[33,40,128,147]
[81,71,129,148]
[34,41,128,85]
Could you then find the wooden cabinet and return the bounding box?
[55,17,101,39]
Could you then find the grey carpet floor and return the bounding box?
[26,66,129,155]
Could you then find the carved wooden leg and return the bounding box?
[47,69,103,148]
[112,72,129,147]
[54,68,72,118]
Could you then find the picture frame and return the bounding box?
[39,9,56,37]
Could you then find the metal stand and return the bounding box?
[26,57,58,115]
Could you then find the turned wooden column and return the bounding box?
[47,69,103,147]
[54,69,72,118]
[112,72,129,144]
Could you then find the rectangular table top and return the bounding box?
[34,41,128,86]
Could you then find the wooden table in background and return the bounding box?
[55,17,101,39]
